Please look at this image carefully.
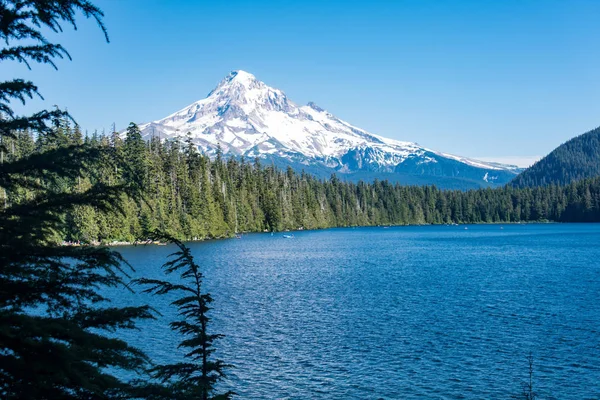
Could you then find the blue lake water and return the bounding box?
[111,224,600,399]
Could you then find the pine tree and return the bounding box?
[124,122,148,186]
[0,2,155,398]
[134,235,233,400]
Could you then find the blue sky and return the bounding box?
[2,0,599,166]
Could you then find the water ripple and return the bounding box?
[112,224,600,399]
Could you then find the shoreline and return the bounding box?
[59,220,567,247]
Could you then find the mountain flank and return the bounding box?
[512,126,600,188]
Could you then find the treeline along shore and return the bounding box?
[2,121,600,244]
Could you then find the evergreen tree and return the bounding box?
[124,122,148,186]
[7,124,600,247]
[134,235,233,400]
[0,2,155,398]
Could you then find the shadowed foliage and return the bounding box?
[134,233,233,400]
[0,1,156,398]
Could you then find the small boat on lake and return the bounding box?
[283,234,295,239]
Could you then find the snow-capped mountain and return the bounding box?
[137,70,520,189]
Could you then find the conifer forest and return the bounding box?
[2,122,599,245]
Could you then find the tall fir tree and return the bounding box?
[134,235,233,400]
[0,2,155,398]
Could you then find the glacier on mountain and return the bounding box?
[136,70,520,188]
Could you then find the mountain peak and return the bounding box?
[228,70,256,84]
[212,70,259,91]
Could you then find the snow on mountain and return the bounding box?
[137,70,519,187]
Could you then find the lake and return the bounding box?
[112,224,600,399]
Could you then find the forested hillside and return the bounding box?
[512,126,600,187]
[2,121,600,244]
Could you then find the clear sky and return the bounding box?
[2,0,599,166]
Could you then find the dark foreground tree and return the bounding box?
[512,353,538,400]
[0,1,155,398]
[134,235,233,400]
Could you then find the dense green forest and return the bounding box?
[2,121,600,244]
[512,126,600,188]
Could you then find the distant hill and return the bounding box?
[511,126,600,187]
